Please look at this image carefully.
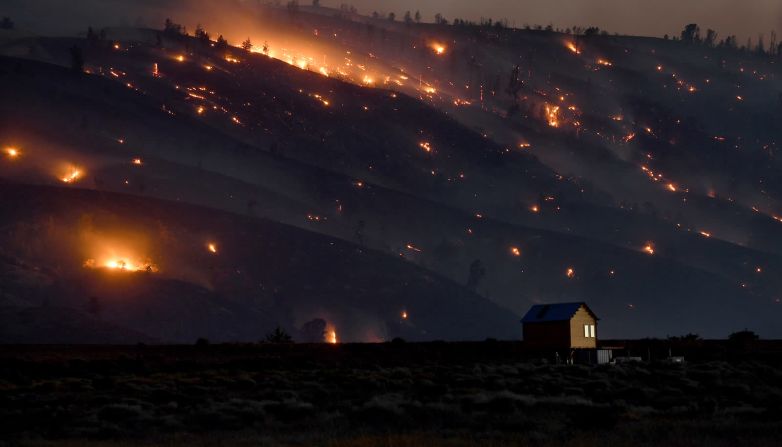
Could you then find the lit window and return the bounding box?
[584,324,590,337]
[589,325,596,338]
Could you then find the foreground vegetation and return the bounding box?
[1,342,781,446]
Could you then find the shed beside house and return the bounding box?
[521,302,598,349]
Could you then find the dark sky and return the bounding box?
[2,0,780,42]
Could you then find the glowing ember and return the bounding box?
[530,205,540,213]
[60,167,83,184]
[401,310,408,320]
[175,55,185,62]
[152,63,159,77]
[566,268,575,278]
[566,42,581,54]
[666,183,677,192]
[132,158,143,166]
[204,65,213,71]
[423,86,436,94]
[699,231,711,238]
[642,243,655,255]
[431,43,446,55]
[510,246,521,257]
[406,243,422,253]
[419,142,432,153]
[545,104,560,127]
[197,106,205,115]
[207,243,218,254]
[596,58,612,67]
[3,147,19,158]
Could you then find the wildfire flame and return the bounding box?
[510,246,521,257]
[566,268,575,278]
[3,147,19,158]
[401,310,408,320]
[84,258,158,273]
[431,43,446,55]
[566,42,581,54]
[643,243,655,255]
[419,141,432,153]
[325,325,338,344]
[60,167,83,184]
[207,242,218,254]
[545,104,560,127]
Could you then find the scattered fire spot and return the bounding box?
[510,246,521,257]
[60,167,83,184]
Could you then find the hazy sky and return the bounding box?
[346,0,782,41]
[2,0,780,43]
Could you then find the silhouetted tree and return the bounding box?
[403,11,412,24]
[300,318,327,342]
[680,23,700,43]
[414,10,421,23]
[163,18,184,36]
[704,28,718,47]
[387,12,396,22]
[241,37,253,51]
[195,337,210,347]
[70,45,84,73]
[215,34,228,51]
[266,326,293,343]
[466,259,486,291]
[86,26,98,43]
[0,17,13,30]
[729,330,759,344]
[584,26,599,37]
[195,24,210,46]
[312,0,320,6]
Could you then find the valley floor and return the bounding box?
[2,342,781,446]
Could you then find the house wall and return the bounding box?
[569,306,597,348]
[523,321,571,349]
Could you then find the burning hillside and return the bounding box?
[0,3,781,340]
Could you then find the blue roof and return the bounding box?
[521,302,596,323]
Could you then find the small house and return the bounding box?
[521,302,598,349]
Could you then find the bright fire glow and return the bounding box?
[643,243,655,255]
[326,325,338,344]
[431,43,446,55]
[175,55,185,62]
[510,246,521,257]
[566,268,575,278]
[3,147,19,158]
[545,104,560,127]
[207,243,218,254]
[419,141,432,153]
[60,167,83,184]
[84,257,158,273]
[566,42,581,54]
[132,158,143,166]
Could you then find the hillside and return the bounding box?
[0,8,781,339]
